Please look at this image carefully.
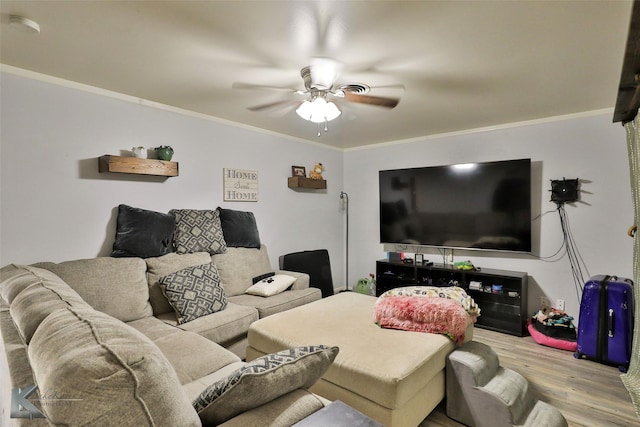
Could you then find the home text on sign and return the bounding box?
[223,168,258,202]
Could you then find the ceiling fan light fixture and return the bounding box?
[323,101,341,121]
[296,97,341,123]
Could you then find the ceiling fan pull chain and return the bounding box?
[317,122,321,137]
[324,119,329,132]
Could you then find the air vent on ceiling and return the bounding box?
[337,83,370,94]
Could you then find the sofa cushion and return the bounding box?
[229,288,321,318]
[157,302,258,346]
[216,389,325,427]
[156,331,241,385]
[218,208,261,248]
[28,306,201,426]
[0,264,41,304]
[159,263,228,324]
[127,316,242,385]
[170,208,227,255]
[193,345,338,425]
[10,266,89,343]
[111,204,175,258]
[146,251,212,315]
[212,246,273,296]
[0,305,41,409]
[126,314,187,341]
[32,257,152,322]
[246,274,296,297]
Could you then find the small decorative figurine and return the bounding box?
[131,146,147,158]
[155,146,174,161]
[310,163,324,180]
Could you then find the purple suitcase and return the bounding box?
[575,275,634,371]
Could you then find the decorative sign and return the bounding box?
[223,168,258,202]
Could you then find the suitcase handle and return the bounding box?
[608,308,614,338]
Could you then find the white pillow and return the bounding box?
[246,274,296,297]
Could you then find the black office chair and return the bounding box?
[279,249,335,298]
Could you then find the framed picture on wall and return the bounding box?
[292,166,306,177]
[223,168,258,202]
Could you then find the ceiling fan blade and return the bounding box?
[366,84,406,91]
[343,91,400,108]
[247,99,299,112]
[232,82,301,93]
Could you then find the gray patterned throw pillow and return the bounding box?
[193,345,339,425]
[170,209,227,254]
[158,263,227,324]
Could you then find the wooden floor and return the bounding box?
[419,328,639,427]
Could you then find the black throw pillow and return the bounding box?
[111,204,175,258]
[218,208,261,248]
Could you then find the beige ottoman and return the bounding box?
[247,292,474,427]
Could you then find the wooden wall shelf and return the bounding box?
[98,155,179,177]
[288,176,327,189]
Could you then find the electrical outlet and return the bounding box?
[540,296,550,308]
[556,299,565,311]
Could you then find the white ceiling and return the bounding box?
[0,1,634,149]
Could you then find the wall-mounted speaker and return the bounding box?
[550,178,579,204]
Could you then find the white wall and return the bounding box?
[2,71,634,322]
[343,113,633,321]
[0,72,346,287]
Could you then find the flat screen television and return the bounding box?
[379,158,531,253]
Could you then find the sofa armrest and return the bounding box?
[277,270,310,290]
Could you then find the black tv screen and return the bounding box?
[379,159,531,252]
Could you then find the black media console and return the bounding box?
[375,260,529,336]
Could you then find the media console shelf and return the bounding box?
[375,260,528,336]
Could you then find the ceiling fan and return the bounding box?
[232,58,403,136]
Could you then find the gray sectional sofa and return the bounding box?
[0,245,326,426]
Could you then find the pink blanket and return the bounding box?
[374,296,474,345]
